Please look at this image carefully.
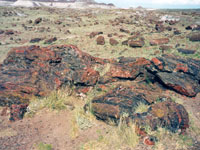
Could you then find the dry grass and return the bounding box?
[26,87,75,117]
[82,118,139,150]
[135,102,150,113]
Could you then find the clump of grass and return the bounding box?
[26,87,76,117]
[135,102,149,113]
[36,142,53,150]
[83,118,139,150]
[70,106,95,139]
[149,127,193,150]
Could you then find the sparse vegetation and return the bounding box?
[83,120,139,150]
[135,102,150,113]
[26,87,75,117]
[36,142,53,150]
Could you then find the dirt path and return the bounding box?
[0,109,107,150]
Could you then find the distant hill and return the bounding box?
[6,0,115,8]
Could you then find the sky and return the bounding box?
[96,0,200,9]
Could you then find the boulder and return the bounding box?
[147,55,200,97]
[96,36,105,45]
[91,85,189,133]
[100,57,151,83]
[133,101,189,132]
[0,45,105,106]
[150,38,169,46]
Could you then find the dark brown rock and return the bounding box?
[5,30,14,35]
[128,39,145,48]
[188,32,200,42]
[44,37,57,44]
[34,17,42,24]
[0,29,4,34]
[159,45,172,52]
[122,40,129,46]
[155,23,165,32]
[96,36,105,45]
[30,38,42,43]
[89,32,103,38]
[9,104,28,121]
[120,28,130,34]
[133,101,189,132]
[174,30,181,35]
[178,48,196,54]
[109,38,119,46]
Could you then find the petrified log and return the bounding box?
[91,85,189,133]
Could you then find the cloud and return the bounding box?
[150,0,200,5]
[96,0,200,6]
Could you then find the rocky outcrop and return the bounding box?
[0,45,199,131]
[147,55,200,97]
[0,45,106,107]
[91,85,189,133]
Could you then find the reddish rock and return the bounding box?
[0,45,106,107]
[96,36,105,45]
[102,57,151,82]
[185,24,200,31]
[150,38,169,46]
[151,58,163,70]
[109,38,119,46]
[148,55,200,97]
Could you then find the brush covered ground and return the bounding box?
[0,6,200,150]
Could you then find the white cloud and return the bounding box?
[151,0,200,5]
